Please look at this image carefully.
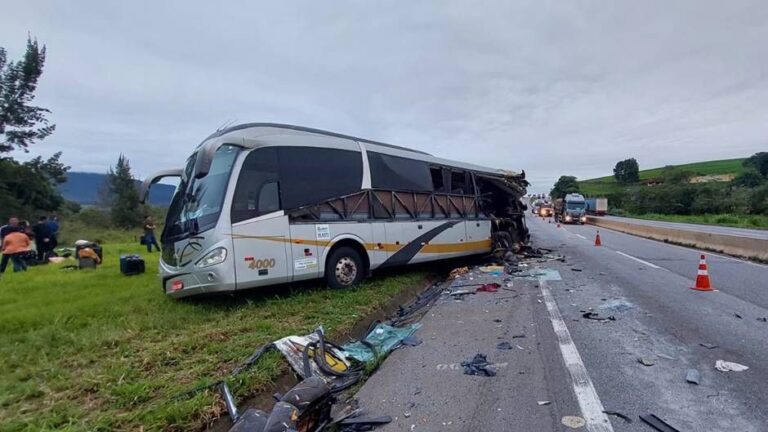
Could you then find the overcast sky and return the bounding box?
[2,1,767,193]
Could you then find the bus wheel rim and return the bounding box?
[335,257,357,285]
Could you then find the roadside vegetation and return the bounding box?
[551,154,768,228]
[0,242,430,431]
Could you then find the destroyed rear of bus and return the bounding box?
[474,170,531,251]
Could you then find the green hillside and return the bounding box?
[579,158,746,196]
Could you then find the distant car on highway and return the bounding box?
[538,203,553,217]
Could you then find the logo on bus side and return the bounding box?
[247,258,276,270]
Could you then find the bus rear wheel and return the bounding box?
[325,246,365,289]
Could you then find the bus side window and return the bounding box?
[431,167,445,193]
[231,148,279,223]
[450,170,466,194]
[258,181,280,214]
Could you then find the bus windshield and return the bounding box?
[162,144,240,242]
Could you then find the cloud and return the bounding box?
[2,0,767,193]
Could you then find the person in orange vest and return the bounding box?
[1,227,32,273]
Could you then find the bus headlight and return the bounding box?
[196,247,227,268]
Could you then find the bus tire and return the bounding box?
[325,246,365,289]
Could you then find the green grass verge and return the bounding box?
[579,158,746,196]
[0,243,429,431]
[624,213,768,230]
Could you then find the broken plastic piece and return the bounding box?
[639,413,681,432]
[715,360,749,372]
[496,342,513,350]
[537,400,551,406]
[401,336,422,347]
[582,312,616,321]
[603,410,632,423]
[685,369,700,385]
[637,357,655,367]
[461,353,496,377]
[700,342,718,349]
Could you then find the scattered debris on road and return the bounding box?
[758,317,767,322]
[715,360,749,372]
[461,353,497,377]
[496,341,513,350]
[637,357,656,367]
[686,369,701,385]
[449,267,469,279]
[699,342,718,349]
[582,311,616,322]
[561,415,587,428]
[599,298,634,313]
[734,312,743,319]
[603,410,633,423]
[537,400,551,406]
[339,414,393,431]
[639,413,681,432]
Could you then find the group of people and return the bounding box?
[0,216,59,274]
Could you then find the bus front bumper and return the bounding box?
[160,261,236,298]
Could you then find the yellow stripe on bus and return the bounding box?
[230,233,492,254]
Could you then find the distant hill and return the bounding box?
[579,158,746,196]
[58,172,176,206]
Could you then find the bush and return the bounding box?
[749,185,768,215]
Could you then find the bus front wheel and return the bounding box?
[325,246,365,289]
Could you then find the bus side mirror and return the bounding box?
[194,143,218,179]
[140,169,183,204]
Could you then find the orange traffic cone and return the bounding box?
[691,254,714,291]
[594,231,602,247]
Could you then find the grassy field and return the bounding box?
[621,213,768,230]
[0,243,429,431]
[579,158,746,196]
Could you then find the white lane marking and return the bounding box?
[615,251,661,269]
[540,280,614,432]
[575,234,587,240]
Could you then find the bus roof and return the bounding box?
[204,122,520,177]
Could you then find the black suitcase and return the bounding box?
[120,255,145,276]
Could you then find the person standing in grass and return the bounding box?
[1,227,32,273]
[143,216,161,252]
[0,216,20,274]
[32,216,52,262]
[47,215,59,250]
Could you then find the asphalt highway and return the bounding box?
[355,216,768,431]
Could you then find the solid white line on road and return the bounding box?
[575,234,587,240]
[540,280,614,432]
[615,251,661,269]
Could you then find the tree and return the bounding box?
[550,175,580,199]
[613,158,640,184]
[732,169,764,188]
[0,156,67,220]
[107,154,142,228]
[743,152,768,178]
[0,37,55,153]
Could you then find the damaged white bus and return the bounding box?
[141,123,529,298]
